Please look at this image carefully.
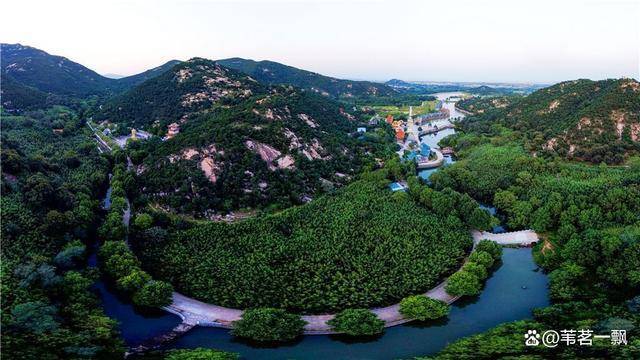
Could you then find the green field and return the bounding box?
[371,100,437,118]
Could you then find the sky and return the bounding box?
[2,0,639,83]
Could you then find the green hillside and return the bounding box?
[461,79,640,164]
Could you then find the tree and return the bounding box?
[11,301,59,334]
[133,213,153,231]
[116,269,151,293]
[475,240,502,260]
[468,251,495,268]
[399,295,450,321]
[231,308,306,342]
[463,262,488,280]
[327,309,384,336]
[132,280,174,308]
[548,263,585,301]
[445,271,482,297]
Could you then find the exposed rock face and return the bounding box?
[245,140,295,170]
[298,113,318,128]
[167,144,224,183]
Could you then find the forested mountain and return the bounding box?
[1,44,179,111]
[97,58,396,214]
[1,43,115,97]
[217,57,397,98]
[461,79,640,164]
[93,58,265,132]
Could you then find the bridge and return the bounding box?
[418,123,455,136]
[415,148,445,169]
[472,229,539,246]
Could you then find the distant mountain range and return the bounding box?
[217,57,397,98]
[1,43,180,110]
[385,78,544,95]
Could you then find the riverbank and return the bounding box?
[167,248,548,360]
[161,229,539,335]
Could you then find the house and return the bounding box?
[395,127,405,141]
[357,127,367,133]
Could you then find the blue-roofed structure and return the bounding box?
[420,143,431,155]
[389,182,406,192]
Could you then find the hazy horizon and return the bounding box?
[3,0,639,83]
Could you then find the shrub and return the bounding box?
[165,348,239,360]
[475,240,502,260]
[468,251,495,268]
[462,262,488,280]
[132,280,173,307]
[231,308,306,342]
[399,295,450,321]
[445,270,482,296]
[116,269,151,293]
[327,309,384,336]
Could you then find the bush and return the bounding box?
[475,240,502,260]
[132,280,173,307]
[468,251,495,268]
[165,348,238,360]
[231,308,306,342]
[327,309,384,336]
[462,262,488,280]
[116,269,151,293]
[399,295,450,321]
[133,213,153,231]
[445,271,482,296]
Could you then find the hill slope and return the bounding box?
[1,43,180,111]
[105,58,395,215]
[462,79,640,164]
[217,57,396,98]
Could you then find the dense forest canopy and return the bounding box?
[132,168,487,313]
[422,129,640,358]
[1,106,125,358]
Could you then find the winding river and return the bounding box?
[94,92,549,358]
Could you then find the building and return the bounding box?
[386,114,394,124]
[395,127,405,141]
[420,143,431,155]
[389,182,406,192]
[357,127,367,133]
[166,123,180,139]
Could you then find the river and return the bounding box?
[94,93,548,358]
[417,92,465,181]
